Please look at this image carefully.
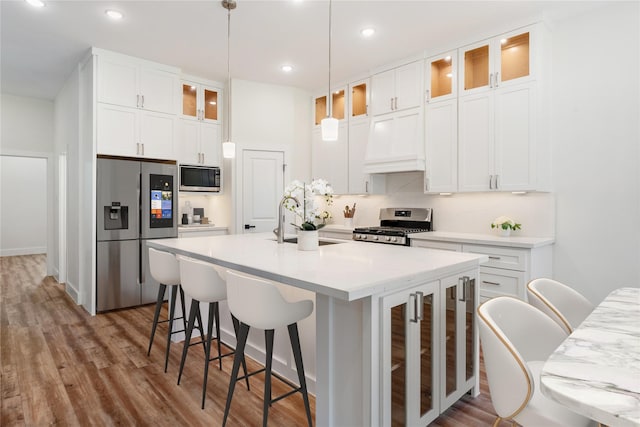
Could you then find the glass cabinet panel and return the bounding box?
[332,90,345,120]
[464,45,489,90]
[351,83,367,117]
[430,56,453,98]
[203,88,218,121]
[420,294,434,417]
[391,303,406,427]
[182,84,198,117]
[444,283,457,396]
[501,32,530,82]
[315,95,327,126]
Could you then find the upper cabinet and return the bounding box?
[370,61,423,116]
[181,81,220,123]
[314,85,347,126]
[95,49,180,160]
[97,53,179,115]
[457,25,547,192]
[425,51,458,193]
[349,79,369,120]
[459,28,533,96]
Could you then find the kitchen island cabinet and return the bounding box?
[147,233,487,426]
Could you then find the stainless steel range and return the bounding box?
[353,208,433,245]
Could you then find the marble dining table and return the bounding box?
[540,287,640,427]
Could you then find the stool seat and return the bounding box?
[147,248,193,373]
[177,256,249,409]
[223,269,314,427]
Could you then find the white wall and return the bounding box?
[0,156,47,256]
[1,94,54,153]
[549,2,639,304]
[0,94,54,266]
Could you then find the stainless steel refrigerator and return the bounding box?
[96,157,178,312]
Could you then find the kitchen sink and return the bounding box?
[279,237,342,246]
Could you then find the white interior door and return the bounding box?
[242,149,284,234]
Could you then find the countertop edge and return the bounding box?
[409,231,555,248]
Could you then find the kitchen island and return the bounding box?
[148,233,488,425]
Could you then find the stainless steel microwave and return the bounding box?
[179,165,221,192]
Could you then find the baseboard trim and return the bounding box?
[0,247,47,257]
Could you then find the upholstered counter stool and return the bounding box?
[177,257,249,409]
[148,247,200,373]
[222,270,314,427]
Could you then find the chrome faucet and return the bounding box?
[274,195,299,243]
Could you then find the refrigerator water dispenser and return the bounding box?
[103,203,129,230]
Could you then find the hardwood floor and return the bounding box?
[1,255,511,426]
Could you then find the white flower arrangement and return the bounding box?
[491,215,522,231]
[283,179,334,230]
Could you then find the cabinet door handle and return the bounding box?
[424,176,429,192]
[141,143,145,156]
[141,95,145,108]
[365,181,369,193]
[449,286,456,300]
[482,280,501,286]
[136,143,140,155]
[495,174,499,189]
[201,152,205,164]
[495,72,500,87]
[488,256,501,260]
[425,90,430,103]
[489,73,494,89]
[394,97,398,110]
[410,292,419,323]
[136,94,140,108]
[416,291,424,321]
[489,175,493,189]
[459,277,467,301]
[390,98,394,111]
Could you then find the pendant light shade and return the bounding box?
[321,0,337,142]
[321,117,339,141]
[222,0,236,159]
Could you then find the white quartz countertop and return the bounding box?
[147,232,487,301]
[409,231,555,248]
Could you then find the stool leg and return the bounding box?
[263,329,275,427]
[288,323,313,427]
[147,284,166,356]
[202,302,216,409]
[223,322,250,427]
[178,285,187,331]
[164,285,179,373]
[195,303,206,354]
[231,314,250,390]
[178,299,199,385]
[214,302,223,370]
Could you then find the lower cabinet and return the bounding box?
[381,270,477,426]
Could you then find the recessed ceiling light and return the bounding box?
[25,0,45,8]
[105,9,124,20]
[281,64,293,72]
[360,27,375,37]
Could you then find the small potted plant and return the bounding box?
[283,179,334,250]
[491,216,522,237]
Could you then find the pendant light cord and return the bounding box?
[327,0,332,119]
[226,4,232,143]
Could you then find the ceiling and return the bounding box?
[1,0,603,100]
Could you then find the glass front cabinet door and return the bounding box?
[382,281,440,426]
[313,86,347,127]
[459,27,533,95]
[426,52,457,103]
[182,82,219,123]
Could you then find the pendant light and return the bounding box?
[221,0,236,158]
[320,0,338,141]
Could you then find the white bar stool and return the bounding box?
[177,256,249,409]
[222,270,314,427]
[147,248,204,373]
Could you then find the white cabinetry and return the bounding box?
[366,60,425,174]
[458,26,541,192]
[311,125,348,194]
[95,49,179,160]
[178,227,228,238]
[411,236,553,302]
[381,270,477,425]
[178,78,222,166]
[425,51,458,193]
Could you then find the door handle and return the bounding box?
[244,224,256,230]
